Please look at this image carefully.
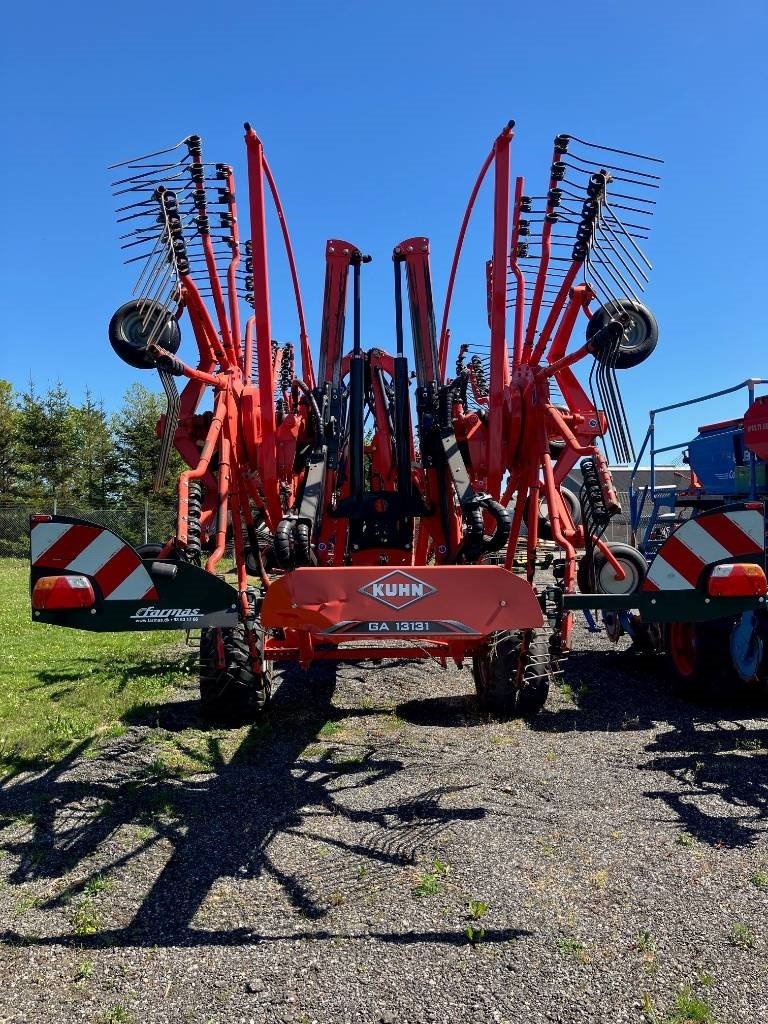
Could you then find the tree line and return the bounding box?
[0,379,182,509]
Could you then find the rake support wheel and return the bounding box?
[108,299,181,370]
[472,629,553,718]
[199,623,272,720]
[586,299,658,370]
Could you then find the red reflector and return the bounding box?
[30,514,53,524]
[32,574,96,611]
[745,502,764,511]
[707,563,768,598]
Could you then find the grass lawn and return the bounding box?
[0,558,190,775]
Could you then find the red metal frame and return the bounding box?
[114,123,638,675]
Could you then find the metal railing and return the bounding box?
[629,378,768,536]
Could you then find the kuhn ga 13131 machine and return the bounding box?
[29,122,768,717]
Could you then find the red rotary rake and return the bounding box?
[29,121,768,719]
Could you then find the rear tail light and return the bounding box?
[32,574,96,611]
[707,563,767,598]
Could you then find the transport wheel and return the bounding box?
[665,619,733,698]
[586,299,658,370]
[529,485,582,540]
[199,623,272,720]
[472,630,552,718]
[576,554,593,594]
[514,628,552,717]
[547,405,570,459]
[472,632,521,717]
[591,542,647,595]
[729,612,768,696]
[108,299,181,370]
[136,542,164,559]
[666,621,702,683]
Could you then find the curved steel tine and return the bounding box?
[603,201,654,271]
[561,134,663,165]
[108,137,190,170]
[563,152,662,183]
[153,370,181,492]
[111,161,187,188]
[597,213,651,282]
[594,218,649,290]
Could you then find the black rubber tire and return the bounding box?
[527,485,582,540]
[729,612,768,690]
[136,542,165,559]
[665,619,734,699]
[472,630,551,719]
[515,629,552,718]
[199,624,272,720]
[560,486,582,527]
[472,632,520,717]
[586,299,658,370]
[547,405,569,459]
[109,299,181,370]
[591,542,647,595]
[576,555,592,594]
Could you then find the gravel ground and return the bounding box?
[1,618,767,1024]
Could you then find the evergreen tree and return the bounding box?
[16,381,79,505]
[72,389,120,506]
[112,382,182,507]
[0,380,20,499]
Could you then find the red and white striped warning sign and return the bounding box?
[31,522,158,601]
[643,508,764,592]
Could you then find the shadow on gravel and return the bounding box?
[531,649,668,734]
[641,720,768,848]
[0,662,488,949]
[535,647,768,848]
[396,693,480,727]
[241,925,531,946]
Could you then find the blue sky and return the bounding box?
[1,1,766,459]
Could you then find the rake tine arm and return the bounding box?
[392,258,414,502]
[187,138,235,369]
[488,123,514,495]
[263,156,314,387]
[528,259,582,365]
[540,343,592,381]
[182,276,231,368]
[243,314,256,383]
[523,140,561,360]
[504,476,528,571]
[229,482,251,617]
[244,124,281,526]
[525,473,541,583]
[540,282,595,366]
[508,175,527,369]
[220,166,242,365]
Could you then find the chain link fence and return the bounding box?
[0,502,176,558]
[0,490,658,560]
